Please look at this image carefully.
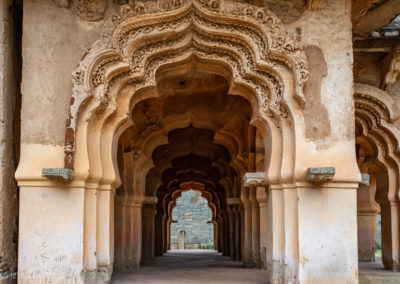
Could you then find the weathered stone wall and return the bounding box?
[171,190,213,248]
[0,0,21,282]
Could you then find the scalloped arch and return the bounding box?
[66,0,308,172]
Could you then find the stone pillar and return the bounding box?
[18,182,86,283]
[256,186,268,269]
[154,213,164,256]
[178,231,185,249]
[141,203,157,261]
[380,202,400,271]
[227,205,236,259]
[222,211,230,256]
[233,205,241,261]
[212,220,218,251]
[249,188,260,268]
[357,179,379,261]
[376,172,400,271]
[217,216,223,253]
[96,187,115,281]
[114,197,126,270]
[295,182,359,282]
[163,218,168,252]
[283,184,299,283]
[266,185,285,283]
[84,186,97,282]
[127,203,142,269]
[241,186,253,267]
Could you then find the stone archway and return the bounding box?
[355,83,400,271]
[15,1,362,284]
[66,1,308,282]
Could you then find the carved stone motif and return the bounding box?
[65,0,309,169]
[71,0,107,21]
[243,172,267,187]
[42,168,74,181]
[382,46,400,92]
[306,167,335,183]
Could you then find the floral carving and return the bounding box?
[71,0,107,21]
[65,0,309,169]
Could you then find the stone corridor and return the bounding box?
[111,250,267,283]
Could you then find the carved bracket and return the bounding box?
[243,172,267,187]
[359,173,371,187]
[305,167,335,183]
[42,168,74,181]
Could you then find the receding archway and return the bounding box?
[355,82,400,272]
[56,0,311,282]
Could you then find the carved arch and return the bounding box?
[354,82,400,270]
[69,0,309,190]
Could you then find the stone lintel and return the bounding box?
[243,172,267,187]
[359,173,371,187]
[305,167,335,183]
[41,168,74,181]
[226,197,241,205]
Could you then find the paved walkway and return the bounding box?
[359,260,400,284]
[112,250,400,283]
[111,250,267,284]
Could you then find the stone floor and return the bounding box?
[111,249,267,283]
[111,250,400,283]
[359,260,400,284]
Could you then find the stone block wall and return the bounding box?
[171,190,213,248]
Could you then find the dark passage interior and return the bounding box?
[113,61,266,273]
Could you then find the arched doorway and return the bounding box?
[66,2,307,281]
[355,83,400,272]
[15,1,361,283]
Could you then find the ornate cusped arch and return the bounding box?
[354,82,400,270]
[68,0,309,188]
